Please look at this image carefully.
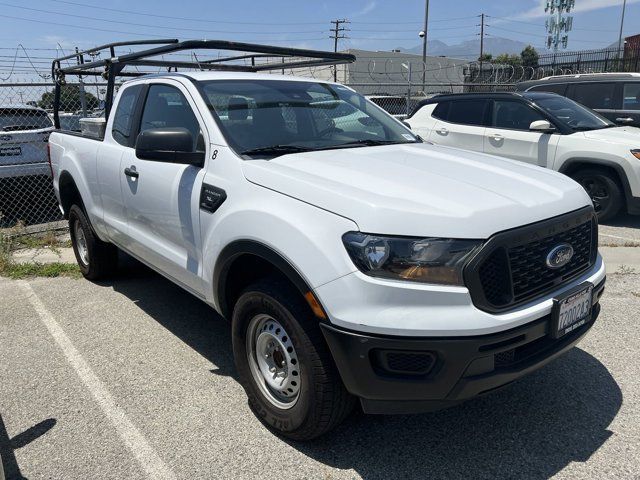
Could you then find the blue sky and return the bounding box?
[0,0,638,78]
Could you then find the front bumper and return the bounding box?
[321,279,604,414]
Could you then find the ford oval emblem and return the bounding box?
[546,244,574,269]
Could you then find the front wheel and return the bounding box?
[68,204,118,280]
[571,169,623,222]
[232,279,355,440]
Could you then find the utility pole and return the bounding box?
[420,0,430,88]
[478,14,486,62]
[330,19,349,82]
[618,0,627,55]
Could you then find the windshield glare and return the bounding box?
[199,80,418,157]
[533,96,614,131]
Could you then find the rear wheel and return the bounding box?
[68,204,118,280]
[571,169,623,222]
[232,278,355,440]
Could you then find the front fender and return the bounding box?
[200,184,358,309]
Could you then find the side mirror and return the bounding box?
[529,120,556,133]
[135,127,205,166]
[401,120,412,129]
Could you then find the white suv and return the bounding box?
[51,71,605,440]
[406,91,640,221]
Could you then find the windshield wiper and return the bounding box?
[318,139,411,150]
[240,145,315,157]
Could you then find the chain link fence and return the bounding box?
[0,82,110,239]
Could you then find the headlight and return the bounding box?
[342,232,483,285]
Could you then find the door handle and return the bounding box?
[615,117,634,123]
[436,127,448,135]
[489,133,503,141]
[124,166,139,179]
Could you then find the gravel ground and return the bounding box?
[0,237,639,479]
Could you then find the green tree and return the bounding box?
[520,45,539,68]
[37,85,99,112]
[478,53,493,62]
[494,53,522,67]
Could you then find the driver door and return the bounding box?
[483,99,560,168]
[120,81,207,294]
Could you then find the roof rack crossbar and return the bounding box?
[51,38,356,129]
[54,39,179,63]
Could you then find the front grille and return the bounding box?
[466,208,597,312]
[509,220,592,302]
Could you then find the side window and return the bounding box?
[139,84,204,152]
[112,85,142,146]
[622,83,640,110]
[492,100,545,130]
[432,101,449,120]
[571,82,617,109]
[530,84,567,95]
[447,99,488,126]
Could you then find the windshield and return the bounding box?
[199,80,419,157]
[533,96,615,131]
[0,109,53,131]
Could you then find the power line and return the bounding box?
[0,2,327,35]
[0,13,329,42]
[45,0,329,25]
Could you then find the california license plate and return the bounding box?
[551,284,593,339]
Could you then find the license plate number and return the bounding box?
[552,284,593,339]
[0,146,21,156]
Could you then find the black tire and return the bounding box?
[571,168,624,222]
[232,278,355,440]
[68,204,118,280]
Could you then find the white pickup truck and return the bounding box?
[49,41,605,440]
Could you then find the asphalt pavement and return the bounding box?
[1,221,639,479]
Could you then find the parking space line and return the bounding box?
[17,281,176,480]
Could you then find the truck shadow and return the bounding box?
[107,258,622,480]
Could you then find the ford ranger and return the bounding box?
[49,40,606,440]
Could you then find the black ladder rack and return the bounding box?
[51,39,356,127]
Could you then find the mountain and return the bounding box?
[400,36,531,59]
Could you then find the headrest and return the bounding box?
[228,96,249,121]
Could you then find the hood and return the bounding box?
[581,126,640,145]
[242,143,592,239]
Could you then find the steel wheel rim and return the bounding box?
[246,314,301,409]
[74,220,89,266]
